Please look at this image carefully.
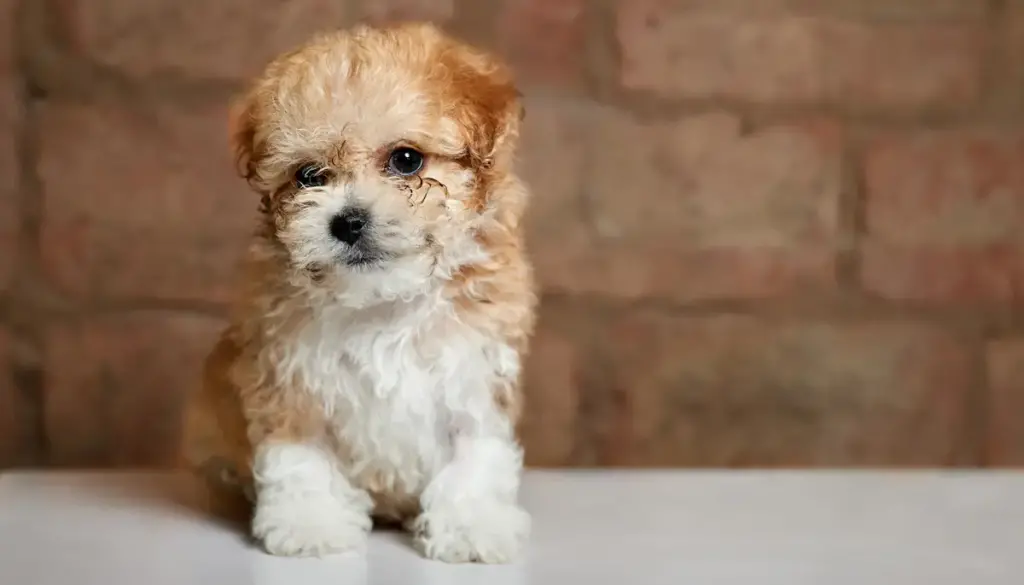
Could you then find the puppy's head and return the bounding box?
[231,23,523,300]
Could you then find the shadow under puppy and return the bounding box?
[178,22,537,564]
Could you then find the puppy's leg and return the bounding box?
[413,424,529,564]
[245,385,372,557]
[252,441,372,557]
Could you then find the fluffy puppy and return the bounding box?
[178,22,536,564]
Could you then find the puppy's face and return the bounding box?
[232,24,523,298]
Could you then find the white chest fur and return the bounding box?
[270,292,519,498]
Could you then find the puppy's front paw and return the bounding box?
[252,493,371,557]
[413,500,530,564]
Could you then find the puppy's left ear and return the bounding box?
[475,83,524,174]
[480,85,524,172]
[448,51,524,174]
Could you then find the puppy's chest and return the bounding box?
[288,304,505,459]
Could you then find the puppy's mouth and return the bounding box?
[344,251,385,268]
[340,242,394,270]
[303,249,388,280]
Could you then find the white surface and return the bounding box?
[1,470,1023,584]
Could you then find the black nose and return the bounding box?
[329,208,368,245]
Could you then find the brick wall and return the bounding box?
[1,0,1022,469]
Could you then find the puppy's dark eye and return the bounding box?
[295,164,329,189]
[387,147,424,176]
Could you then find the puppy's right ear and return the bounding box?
[228,92,263,188]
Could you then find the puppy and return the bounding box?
[178,22,536,564]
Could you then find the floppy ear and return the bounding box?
[484,89,525,171]
[466,79,523,173]
[443,46,524,174]
[227,91,264,189]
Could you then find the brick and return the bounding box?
[0,92,15,294]
[44,313,223,467]
[498,0,586,85]
[580,109,841,302]
[861,247,1024,303]
[0,0,13,73]
[38,99,255,303]
[0,328,19,466]
[67,0,358,80]
[986,339,1024,466]
[0,327,40,468]
[0,0,17,293]
[518,93,595,292]
[639,0,987,20]
[360,0,454,24]
[862,132,1024,302]
[1008,4,1024,112]
[591,313,971,466]
[520,314,579,467]
[824,21,982,109]
[616,1,983,108]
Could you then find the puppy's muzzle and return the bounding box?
[329,206,388,267]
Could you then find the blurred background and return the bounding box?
[0,0,1022,470]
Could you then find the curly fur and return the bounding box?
[178,22,537,564]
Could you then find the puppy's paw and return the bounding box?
[413,500,530,564]
[252,493,371,557]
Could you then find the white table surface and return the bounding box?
[1,470,1023,584]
